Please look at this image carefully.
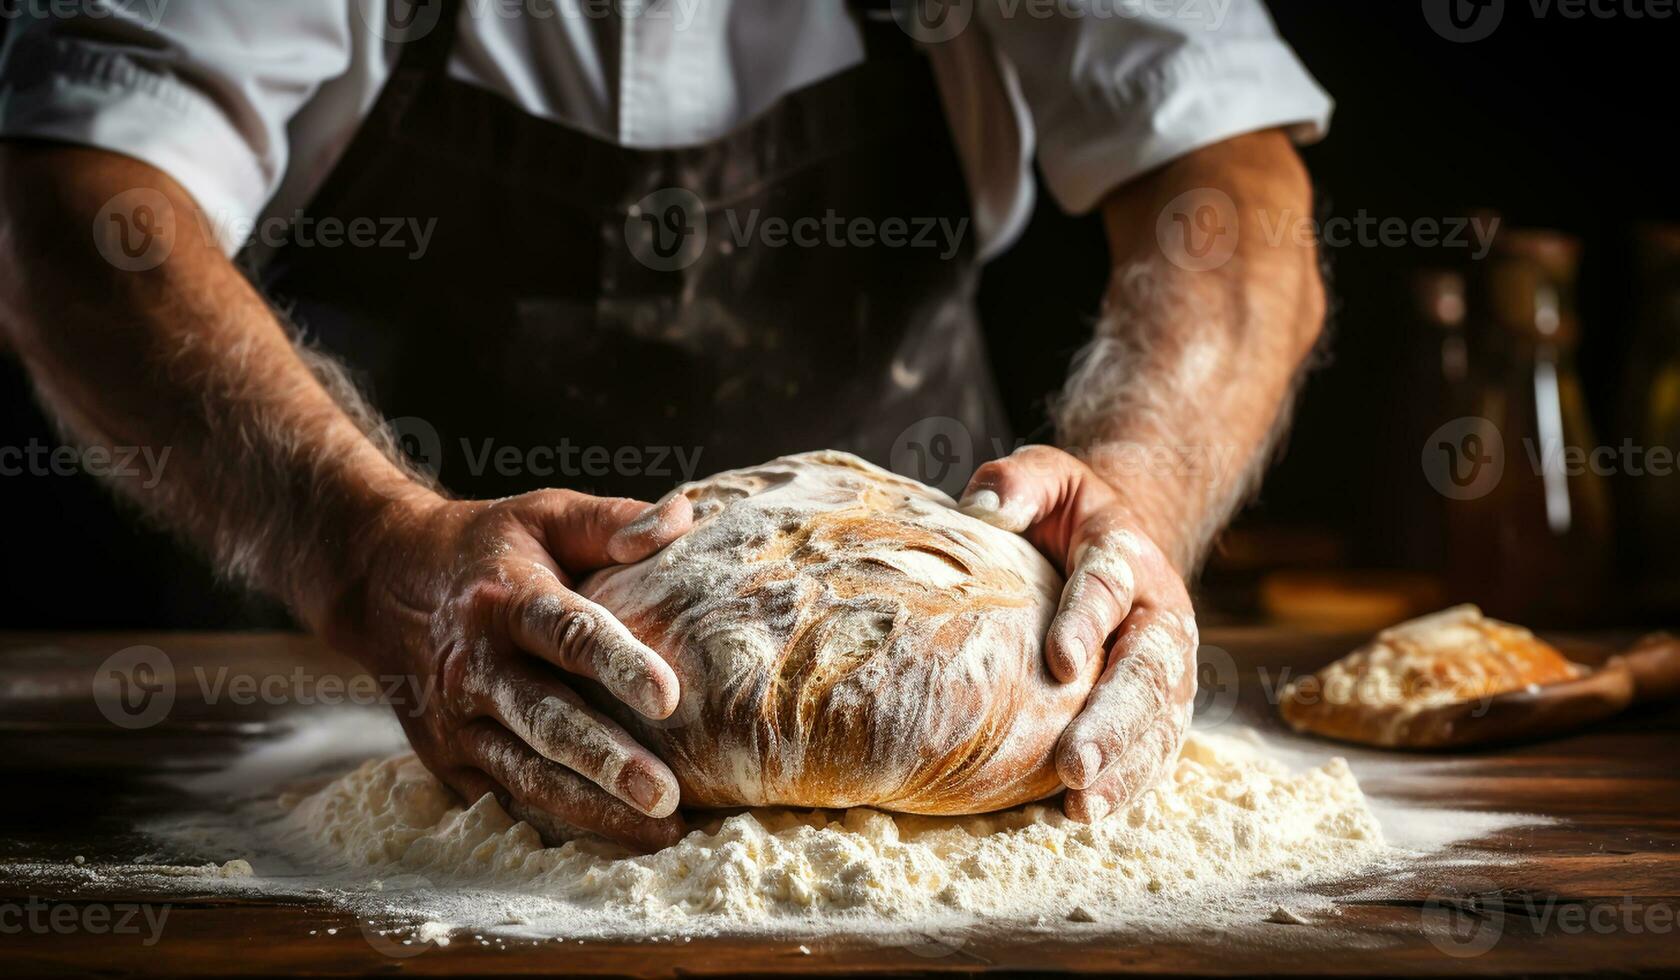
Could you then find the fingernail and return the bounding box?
[1050,621,1087,679]
[958,488,1001,516]
[1082,793,1111,823]
[1076,743,1104,788]
[625,768,667,815]
[608,498,685,563]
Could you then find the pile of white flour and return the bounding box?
[265,729,1384,933]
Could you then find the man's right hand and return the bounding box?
[341,488,696,852]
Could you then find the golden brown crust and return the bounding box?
[579,451,1099,814]
[1278,605,1601,748]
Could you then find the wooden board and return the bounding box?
[1,629,1677,978]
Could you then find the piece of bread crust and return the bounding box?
[1278,605,1634,749]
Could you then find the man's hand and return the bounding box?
[344,489,696,852]
[960,446,1197,823]
[0,145,699,851]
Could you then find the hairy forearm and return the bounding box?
[0,144,433,632]
[1055,129,1326,574]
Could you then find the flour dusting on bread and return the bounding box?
[580,451,1096,814]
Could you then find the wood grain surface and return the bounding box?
[0,629,1676,978]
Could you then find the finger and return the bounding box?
[460,720,685,852]
[443,765,502,808]
[504,561,680,720]
[1044,530,1146,682]
[606,493,694,564]
[1056,606,1197,792]
[524,490,691,573]
[1063,699,1191,823]
[463,653,681,819]
[955,451,1062,533]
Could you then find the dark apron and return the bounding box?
[248,0,1009,501]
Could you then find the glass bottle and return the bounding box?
[1624,225,1680,615]
[1445,229,1614,626]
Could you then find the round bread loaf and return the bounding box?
[579,451,1097,814]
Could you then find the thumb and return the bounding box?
[525,490,693,573]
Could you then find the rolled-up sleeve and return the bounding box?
[979,0,1332,214]
[0,0,354,251]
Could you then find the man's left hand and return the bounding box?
[959,445,1198,822]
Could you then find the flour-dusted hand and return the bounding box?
[336,489,695,851]
[959,446,1198,822]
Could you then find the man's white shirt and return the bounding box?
[0,0,1332,258]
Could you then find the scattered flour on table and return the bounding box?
[269,729,1384,930]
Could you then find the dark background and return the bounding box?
[3,2,1676,628]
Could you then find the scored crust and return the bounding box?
[579,451,1100,814]
[1277,605,1603,748]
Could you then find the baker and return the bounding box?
[0,0,1329,849]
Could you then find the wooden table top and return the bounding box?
[1,628,1676,978]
